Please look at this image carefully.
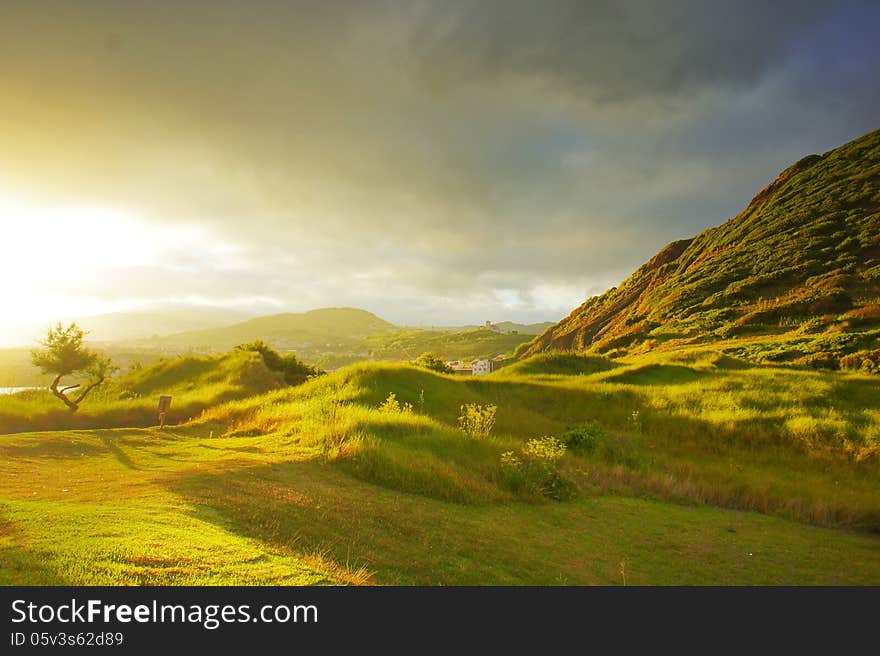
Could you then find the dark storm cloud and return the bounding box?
[409,0,834,103]
[0,0,878,326]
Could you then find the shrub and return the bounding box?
[412,353,454,374]
[562,421,605,451]
[379,393,413,414]
[840,350,880,374]
[796,352,839,370]
[458,403,497,439]
[523,436,567,462]
[499,437,575,501]
[235,340,323,386]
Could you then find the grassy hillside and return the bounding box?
[432,321,555,335]
[2,350,878,585]
[357,328,530,363]
[193,356,880,521]
[498,352,620,377]
[2,324,533,386]
[132,311,533,370]
[146,307,395,351]
[312,327,530,369]
[521,128,880,365]
[0,350,284,435]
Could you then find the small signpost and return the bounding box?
[158,395,172,429]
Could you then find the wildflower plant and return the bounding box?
[499,436,574,501]
[379,392,413,415]
[458,403,497,438]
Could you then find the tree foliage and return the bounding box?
[412,352,454,374]
[31,323,115,411]
[235,339,323,386]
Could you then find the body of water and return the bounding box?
[0,386,41,395]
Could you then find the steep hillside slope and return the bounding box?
[521,128,880,362]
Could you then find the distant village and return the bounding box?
[445,321,508,376]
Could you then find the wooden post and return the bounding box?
[158,395,172,429]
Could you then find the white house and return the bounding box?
[472,358,493,376]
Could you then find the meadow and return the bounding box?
[1,347,878,585]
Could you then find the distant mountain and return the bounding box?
[520,128,880,366]
[77,308,256,342]
[143,307,396,350]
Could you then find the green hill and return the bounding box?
[432,321,555,335]
[310,328,531,369]
[0,350,284,435]
[496,352,620,377]
[521,128,880,367]
[357,328,531,364]
[146,307,395,351]
[131,309,534,370]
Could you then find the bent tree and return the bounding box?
[30,323,115,412]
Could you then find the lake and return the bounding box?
[0,387,41,395]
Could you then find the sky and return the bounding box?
[1,0,879,345]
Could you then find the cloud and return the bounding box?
[0,1,877,329]
[407,0,835,103]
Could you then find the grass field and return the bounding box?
[1,425,878,585]
[1,348,879,585]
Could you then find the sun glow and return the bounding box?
[0,193,166,325]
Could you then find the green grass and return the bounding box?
[305,327,532,369]
[190,356,880,528]
[497,351,619,377]
[0,429,365,585]
[2,347,879,585]
[0,350,284,435]
[2,425,878,585]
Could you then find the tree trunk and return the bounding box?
[73,377,105,406]
[49,375,79,412]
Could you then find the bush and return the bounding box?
[523,436,567,461]
[562,422,605,451]
[412,353,454,374]
[499,437,575,501]
[458,403,497,439]
[564,420,649,469]
[840,350,880,374]
[795,352,839,370]
[235,340,323,385]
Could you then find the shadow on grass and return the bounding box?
[603,364,709,386]
[0,434,108,460]
[170,461,391,579]
[0,509,73,585]
[829,375,880,407]
[98,434,140,471]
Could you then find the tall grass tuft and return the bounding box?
[458,403,497,439]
